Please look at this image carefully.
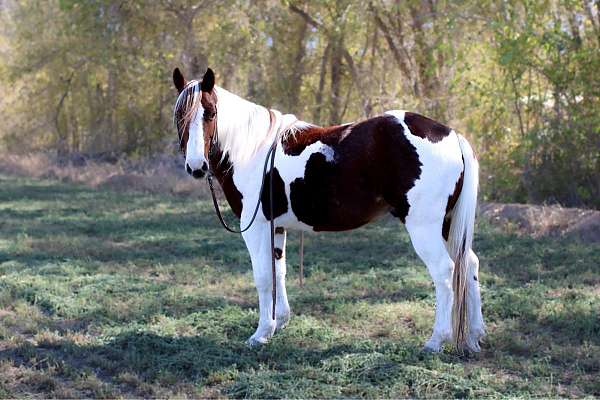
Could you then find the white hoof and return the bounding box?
[422,337,444,353]
[422,343,443,353]
[465,339,481,353]
[423,328,452,352]
[246,335,269,347]
[246,320,276,347]
[466,326,486,353]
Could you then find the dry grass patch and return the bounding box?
[480,202,600,243]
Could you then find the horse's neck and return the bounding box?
[210,88,309,207]
[213,87,270,165]
[213,87,304,167]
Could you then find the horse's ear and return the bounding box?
[173,68,186,93]
[201,68,215,93]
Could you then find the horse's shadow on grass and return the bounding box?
[0,328,410,397]
[1,286,597,397]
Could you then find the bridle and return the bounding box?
[176,86,304,322]
[204,106,296,321]
[175,83,278,236]
[206,108,278,235]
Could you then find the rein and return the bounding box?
[206,110,277,234]
[206,109,300,321]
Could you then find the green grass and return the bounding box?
[0,174,598,398]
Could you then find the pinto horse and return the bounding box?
[172,67,485,352]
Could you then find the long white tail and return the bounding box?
[448,134,479,349]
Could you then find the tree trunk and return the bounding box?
[288,18,309,112]
[329,35,343,125]
[313,43,330,125]
[107,65,117,153]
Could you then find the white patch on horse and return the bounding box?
[339,124,353,142]
[385,109,467,351]
[319,142,335,162]
[213,86,280,167]
[281,119,313,138]
[263,140,334,231]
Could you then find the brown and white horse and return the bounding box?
[172,67,485,352]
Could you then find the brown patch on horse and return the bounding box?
[275,227,285,234]
[209,151,243,218]
[199,89,218,157]
[274,248,283,259]
[442,168,464,241]
[261,168,288,220]
[404,112,451,143]
[290,115,422,230]
[282,124,351,156]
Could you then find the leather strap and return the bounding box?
[207,109,294,320]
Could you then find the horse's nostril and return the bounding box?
[192,169,205,179]
[201,163,208,172]
[186,164,192,175]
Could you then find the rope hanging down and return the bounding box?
[206,110,304,320]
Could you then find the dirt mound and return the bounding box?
[479,202,600,243]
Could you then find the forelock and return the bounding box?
[173,80,201,130]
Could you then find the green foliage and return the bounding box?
[0,174,599,397]
[469,0,600,207]
[0,0,598,207]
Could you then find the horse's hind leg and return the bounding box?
[405,220,455,352]
[466,249,485,351]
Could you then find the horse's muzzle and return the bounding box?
[186,162,208,179]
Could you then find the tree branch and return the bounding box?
[369,2,413,84]
[289,3,323,30]
[289,2,371,117]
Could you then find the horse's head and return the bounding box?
[172,67,218,179]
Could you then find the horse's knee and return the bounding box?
[253,268,272,291]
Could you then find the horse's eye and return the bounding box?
[203,110,216,120]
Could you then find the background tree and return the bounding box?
[0,0,598,207]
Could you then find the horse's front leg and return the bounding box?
[242,221,288,345]
[273,227,290,331]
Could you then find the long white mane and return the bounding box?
[174,82,312,167]
[213,86,274,166]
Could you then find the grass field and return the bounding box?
[0,174,598,398]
